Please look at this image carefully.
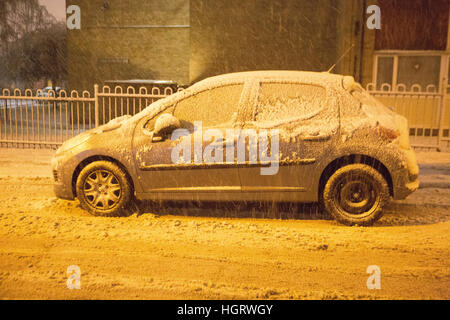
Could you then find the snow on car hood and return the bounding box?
[56,115,133,154]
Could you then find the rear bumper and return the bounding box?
[391,150,420,200]
[393,177,419,200]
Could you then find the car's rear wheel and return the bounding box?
[322,164,389,226]
[76,161,132,217]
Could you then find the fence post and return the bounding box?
[437,77,447,151]
[94,84,99,127]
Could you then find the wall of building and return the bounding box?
[67,0,190,91]
[360,0,450,88]
[375,0,449,51]
[189,0,362,83]
[67,0,363,90]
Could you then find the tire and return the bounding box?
[322,164,389,226]
[76,161,132,217]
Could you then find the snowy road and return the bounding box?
[0,148,449,299]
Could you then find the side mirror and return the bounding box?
[153,113,181,140]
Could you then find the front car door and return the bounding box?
[132,82,248,201]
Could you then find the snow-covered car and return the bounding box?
[51,71,419,226]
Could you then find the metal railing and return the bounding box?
[1,82,448,150]
[0,84,174,148]
[366,82,450,151]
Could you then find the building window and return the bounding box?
[373,52,448,91]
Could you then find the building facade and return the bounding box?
[66,0,364,91]
[67,0,450,93]
[361,0,450,90]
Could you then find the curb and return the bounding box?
[419,181,450,189]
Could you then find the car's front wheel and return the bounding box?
[76,161,132,217]
[322,164,389,226]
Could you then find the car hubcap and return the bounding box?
[336,176,377,215]
[83,170,121,210]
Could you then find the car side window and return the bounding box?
[255,82,326,122]
[173,84,243,128]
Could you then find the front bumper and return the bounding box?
[53,181,75,200]
[51,153,75,200]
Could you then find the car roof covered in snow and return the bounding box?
[191,71,347,90]
[131,71,352,122]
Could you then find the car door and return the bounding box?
[133,83,247,199]
[237,81,339,201]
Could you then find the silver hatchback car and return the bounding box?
[52,71,419,226]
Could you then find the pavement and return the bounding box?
[415,152,450,189]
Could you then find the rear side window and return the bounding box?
[174,84,243,127]
[255,83,326,122]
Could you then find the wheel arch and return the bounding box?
[318,154,394,200]
[71,155,134,198]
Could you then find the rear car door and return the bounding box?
[237,81,339,201]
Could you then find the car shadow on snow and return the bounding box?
[132,199,450,227]
[376,201,450,226]
[135,200,333,221]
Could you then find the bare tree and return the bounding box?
[0,0,65,88]
[0,0,55,44]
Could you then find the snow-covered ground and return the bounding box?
[0,148,449,299]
